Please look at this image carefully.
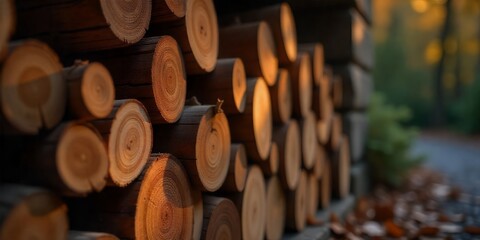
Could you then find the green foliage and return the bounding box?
[450,76,480,134]
[367,93,425,187]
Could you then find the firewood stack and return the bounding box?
[0,0,372,239]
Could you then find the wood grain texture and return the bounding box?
[220,144,248,192]
[300,111,317,170]
[286,170,307,232]
[202,196,241,240]
[319,157,331,209]
[273,120,301,191]
[1,40,65,134]
[288,52,312,117]
[269,69,292,124]
[259,142,279,177]
[15,0,151,53]
[265,176,286,240]
[298,43,324,86]
[68,231,119,240]
[151,0,186,24]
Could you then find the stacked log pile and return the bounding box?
[0,0,372,239]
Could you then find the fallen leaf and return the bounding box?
[385,219,405,237]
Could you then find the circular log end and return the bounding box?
[269,142,280,176]
[252,78,272,161]
[280,3,297,63]
[298,52,313,117]
[233,144,247,192]
[109,100,152,187]
[135,154,194,240]
[81,62,115,119]
[152,36,187,123]
[57,123,108,194]
[0,0,14,60]
[165,0,186,18]
[1,40,65,134]
[242,165,266,240]
[0,186,68,240]
[313,145,326,180]
[204,197,241,240]
[312,44,324,85]
[186,0,218,72]
[100,0,151,44]
[276,69,292,124]
[258,22,278,86]
[317,115,332,145]
[302,111,317,170]
[284,120,301,190]
[320,158,331,208]
[265,176,285,240]
[232,58,247,113]
[306,173,319,220]
[196,106,231,192]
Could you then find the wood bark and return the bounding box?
[265,176,286,240]
[201,196,241,240]
[228,78,272,162]
[188,58,247,114]
[154,105,231,192]
[286,170,307,232]
[0,40,65,134]
[219,22,278,86]
[0,0,15,61]
[220,144,247,192]
[14,0,151,53]
[269,69,292,124]
[273,120,301,191]
[288,52,313,117]
[91,100,153,187]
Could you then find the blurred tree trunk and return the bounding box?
[454,37,462,99]
[433,0,453,126]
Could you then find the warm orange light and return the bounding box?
[411,0,430,13]
[424,40,442,64]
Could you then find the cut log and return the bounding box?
[273,120,301,191]
[229,78,272,162]
[259,142,279,177]
[230,165,266,240]
[319,157,331,209]
[219,22,278,86]
[331,136,351,199]
[332,75,343,109]
[0,40,65,134]
[64,61,115,120]
[154,105,231,192]
[289,52,313,117]
[149,0,218,74]
[311,144,326,180]
[68,231,119,240]
[221,144,247,192]
[188,58,247,114]
[300,111,317,170]
[343,112,368,162]
[151,0,186,24]
[329,114,343,151]
[68,154,195,240]
[312,75,333,122]
[265,176,286,240]
[317,114,332,145]
[306,173,319,224]
[229,3,297,65]
[88,36,186,124]
[0,184,68,240]
[269,69,292,124]
[15,0,151,53]
[91,99,152,187]
[333,64,373,110]
[298,43,324,85]
[193,189,204,240]
[0,0,15,60]
[286,170,307,232]
[202,196,241,240]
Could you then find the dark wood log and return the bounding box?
[265,176,286,239]
[331,136,351,199]
[343,112,368,162]
[225,3,297,65]
[218,22,278,86]
[228,78,272,162]
[91,100,152,187]
[300,111,317,170]
[149,0,218,74]
[312,76,333,122]
[14,0,151,53]
[333,64,373,110]
[64,61,114,120]
[332,75,343,109]
[311,144,327,180]
[288,52,313,117]
[286,170,307,232]
[84,36,187,124]
[287,0,372,24]
[229,165,266,240]
[193,189,204,240]
[294,8,373,70]
[319,156,331,209]
[0,0,15,61]
[259,142,279,177]
[306,172,319,224]
[220,144,247,192]
[202,196,241,240]
[188,58,247,114]
[273,120,301,191]
[317,114,332,145]
[154,105,231,192]
[151,0,186,24]
[299,43,324,86]
[269,69,292,124]
[0,40,65,134]
[68,231,119,240]
[68,154,196,240]
[0,184,68,240]
[329,114,343,151]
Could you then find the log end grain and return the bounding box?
[269,142,280,176]
[0,0,15,60]
[185,0,218,73]
[135,154,194,240]
[203,196,241,240]
[275,120,301,191]
[0,185,68,240]
[290,52,312,117]
[57,123,109,194]
[252,78,272,161]
[239,165,266,240]
[329,114,343,151]
[286,170,307,232]
[100,0,151,44]
[265,176,286,240]
[222,144,247,192]
[232,58,247,113]
[1,40,65,134]
[301,111,317,170]
[152,35,187,123]
[299,43,324,85]
[313,144,326,180]
[258,22,278,86]
[270,69,292,124]
[279,3,297,63]
[107,100,152,187]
